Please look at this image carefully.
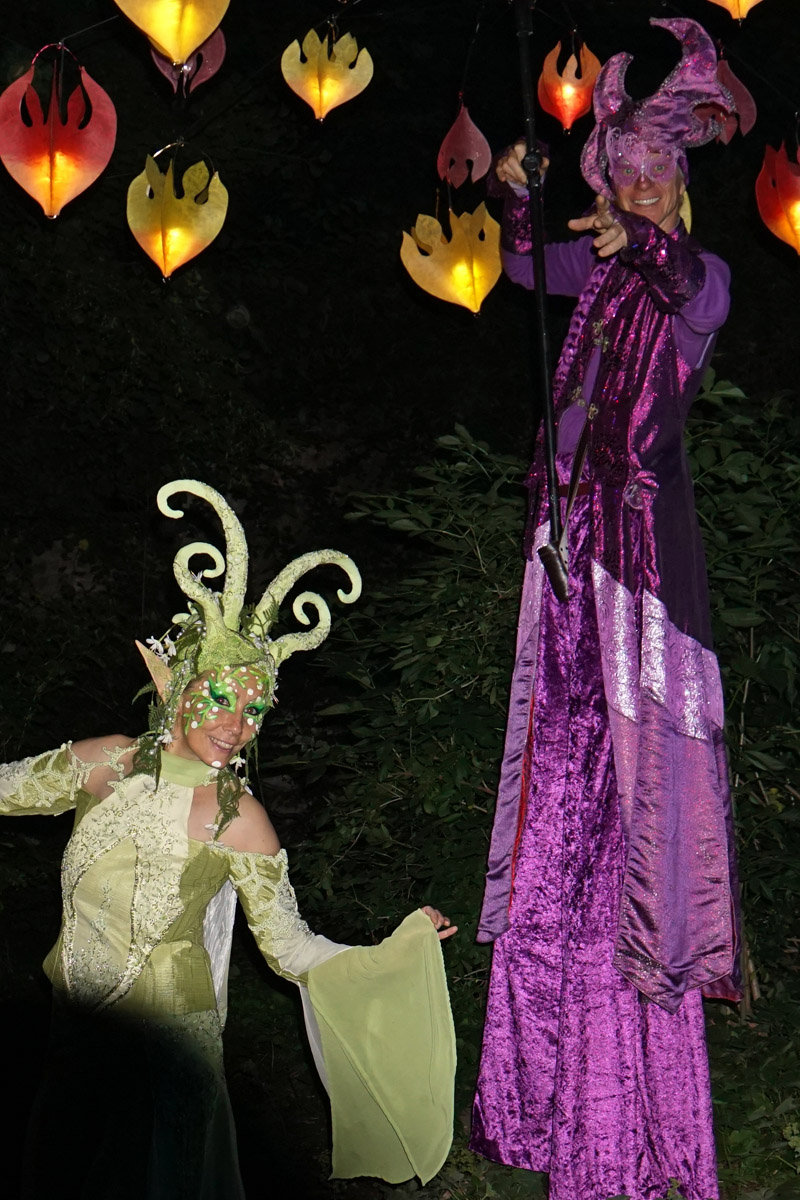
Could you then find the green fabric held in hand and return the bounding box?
[308,908,456,1185]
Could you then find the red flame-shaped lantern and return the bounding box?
[697,59,757,145]
[437,104,492,188]
[537,41,601,132]
[715,59,757,143]
[151,28,226,94]
[0,47,116,218]
[756,143,800,254]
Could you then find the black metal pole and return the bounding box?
[514,0,562,557]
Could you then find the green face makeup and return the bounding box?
[182,665,270,736]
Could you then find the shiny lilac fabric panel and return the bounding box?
[612,696,739,1011]
[592,561,740,1009]
[477,523,549,943]
[471,508,719,1200]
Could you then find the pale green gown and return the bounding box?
[0,744,455,1198]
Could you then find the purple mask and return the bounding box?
[581,18,734,199]
[606,129,680,189]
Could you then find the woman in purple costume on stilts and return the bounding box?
[471,20,742,1200]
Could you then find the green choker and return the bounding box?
[158,750,218,789]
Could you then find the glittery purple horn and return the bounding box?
[580,18,735,198]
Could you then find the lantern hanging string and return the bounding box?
[454,1,491,104]
[55,15,122,50]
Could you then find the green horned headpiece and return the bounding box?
[134,479,360,816]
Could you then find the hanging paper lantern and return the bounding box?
[113,0,229,64]
[537,41,601,132]
[697,58,757,143]
[151,27,226,93]
[0,51,116,218]
[437,103,492,188]
[706,0,763,18]
[716,59,757,142]
[756,143,800,254]
[281,29,373,121]
[400,204,501,314]
[127,155,228,279]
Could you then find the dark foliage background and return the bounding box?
[1,0,799,1197]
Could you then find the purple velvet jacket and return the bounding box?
[477,190,742,1013]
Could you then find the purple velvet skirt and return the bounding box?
[470,499,719,1200]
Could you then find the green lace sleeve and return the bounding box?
[0,745,89,816]
[225,848,348,984]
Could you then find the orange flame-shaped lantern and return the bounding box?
[113,0,229,64]
[756,143,800,254]
[127,155,228,279]
[706,0,763,18]
[281,29,373,121]
[0,51,116,218]
[400,205,501,314]
[538,41,601,132]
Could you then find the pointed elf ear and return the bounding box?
[135,640,175,702]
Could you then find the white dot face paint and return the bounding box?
[247,689,254,695]
[211,759,222,768]
[185,701,191,709]
[247,718,254,726]
[191,721,198,729]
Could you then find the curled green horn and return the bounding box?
[255,550,361,631]
[256,551,361,665]
[271,591,331,665]
[157,480,249,630]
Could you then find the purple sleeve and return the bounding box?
[673,252,731,369]
[615,211,706,312]
[499,185,595,297]
[501,237,595,298]
[615,212,730,370]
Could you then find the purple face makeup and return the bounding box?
[606,129,680,189]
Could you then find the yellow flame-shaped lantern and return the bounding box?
[538,42,602,132]
[281,29,373,121]
[127,155,228,279]
[113,0,229,64]
[706,0,763,17]
[400,205,501,314]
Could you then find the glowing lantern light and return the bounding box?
[151,27,226,94]
[113,0,229,64]
[756,143,800,254]
[437,103,492,188]
[281,29,373,121]
[537,41,601,132]
[400,204,501,314]
[127,154,228,279]
[0,50,116,218]
[706,0,763,18]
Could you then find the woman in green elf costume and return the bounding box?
[1,480,456,1200]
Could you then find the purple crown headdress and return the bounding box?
[580,18,734,198]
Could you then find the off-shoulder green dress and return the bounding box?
[0,744,455,1198]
